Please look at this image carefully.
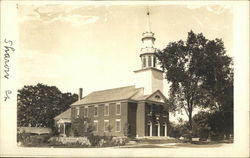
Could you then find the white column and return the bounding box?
[165,124,167,137]
[150,122,152,136]
[151,56,154,68]
[63,123,66,136]
[158,123,160,137]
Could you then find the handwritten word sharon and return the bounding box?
[4,38,15,79]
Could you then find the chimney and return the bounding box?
[79,88,83,100]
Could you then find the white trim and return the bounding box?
[104,120,109,132]
[115,119,121,132]
[104,104,109,116]
[116,102,121,115]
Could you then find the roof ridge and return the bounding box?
[92,85,135,93]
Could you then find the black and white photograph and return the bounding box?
[0,1,249,157]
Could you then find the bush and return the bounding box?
[48,137,91,147]
[17,130,52,146]
[97,136,128,147]
[87,134,102,146]
[17,131,32,145]
[29,134,51,143]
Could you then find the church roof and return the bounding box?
[54,108,71,120]
[71,85,143,106]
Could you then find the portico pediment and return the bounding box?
[146,90,166,103]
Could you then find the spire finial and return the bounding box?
[146,7,151,32]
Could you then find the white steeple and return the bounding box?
[134,9,164,95]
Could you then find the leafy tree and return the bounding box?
[70,117,94,137]
[192,111,211,140]
[156,30,233,139]
[17,83,78,128]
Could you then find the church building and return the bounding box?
[54,11,169,138]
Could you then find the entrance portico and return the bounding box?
[57,118,71,136]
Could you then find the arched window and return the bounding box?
[148,56,152,67]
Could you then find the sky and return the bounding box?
[18,4,233,98]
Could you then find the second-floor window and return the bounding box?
[76,107,80,118]
[94,105,98,117]
[104,104,109,116]
[84,107,88,117]
[116,103,121,115]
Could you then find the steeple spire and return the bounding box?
[146,8,151,32]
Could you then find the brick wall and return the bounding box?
[127,102,137,137]
[136,101,146,137]
[71,101,128,137]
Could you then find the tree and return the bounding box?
[17,83,78,128]
[70,117,94,137]
[192,111,211,140]
[156,30,233,139]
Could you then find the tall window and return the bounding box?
[104,120,109,132]
[76,107,80,118]
[142,56,146,68]
[116,103,121,115]
[93,120,98,132]
[115,119,121,132]
[104,104,109,116]
[84,107,88,117]
[148,56,152,67]
[94,105,98,117]
[153,56,156,67]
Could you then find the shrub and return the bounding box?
[48,137,91,147]
[29,134,51,143]
[17,131,32,145]
[97,136,128,147]
[87,134,102,147]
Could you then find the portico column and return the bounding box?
[165,125,167,137]
[63,123,66,136]
[158,123,160,136]
[150,122,152,136]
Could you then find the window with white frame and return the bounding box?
[104,120,109,132]
[115,119,121,132]
[76,107,80,118]
[93,120,98,132]
[116,103,121,115]
[104,104,109,116]
[94,105,98,117]
[84,106,88,117]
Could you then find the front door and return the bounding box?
[155,122,160,136]
[147,121,152,136]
